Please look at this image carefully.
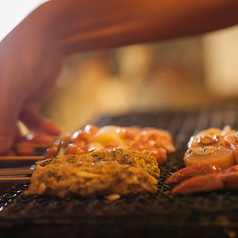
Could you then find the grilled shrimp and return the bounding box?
[171,164,238,196]
[169,126,238,196]
[166,163,222,184]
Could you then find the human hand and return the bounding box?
[0,7,62,155]
[1,0,237,156]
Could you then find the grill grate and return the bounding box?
[1,106,238,238]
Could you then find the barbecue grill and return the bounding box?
[1,105,238,238]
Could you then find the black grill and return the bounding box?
[1,106,238,238]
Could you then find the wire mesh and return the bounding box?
[1,106,238,237]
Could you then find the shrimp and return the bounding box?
[171,164,238,196]
[169,126,238,196]
[166,163,222,184]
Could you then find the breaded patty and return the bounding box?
[26,162,158,198]
[26,148,159,198]
[40,148,160,178]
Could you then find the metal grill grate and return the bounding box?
[1,106,238,238]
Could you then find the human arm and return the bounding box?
[0,0,237,154]
[44,0,238,55]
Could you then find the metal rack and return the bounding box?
[1,106,238,237]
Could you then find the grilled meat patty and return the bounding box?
[26,148,159,198]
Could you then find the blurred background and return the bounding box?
[1,1,238,134]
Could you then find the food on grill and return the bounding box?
[166,163,222,184]
[26,148,159,198]
[167,126,238,195]
[184,146,235,170]
[171,165,238,196]
[46,125,175,165]
[26,163,158,198]
[4,132,55,156]
[224,134,238,163]
[184,126,237,170]
[42,148,160,178]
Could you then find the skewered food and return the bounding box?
[166,163,222,184]
[170,164,238,196]
[184,126,237,170]
[184,146,235,170]
[4,132,55,156]
[41,148,160,178]
[26,148,159,198]
[47,125,175,165]
[167,126,238,195]
[24,124,174,198]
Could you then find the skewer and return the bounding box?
[0,177,31,183]
[0,167,103,183]
[0,138,54,183]
[14,142,54,148]
[0,169,34,176]
[0,169,34,183]
[0,156,47,161]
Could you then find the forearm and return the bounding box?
[4,0,238,57]
[42,0,238,56]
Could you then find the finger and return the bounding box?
[0,111,20,154]
[39,119,62,136]
[26,132,55,144]
[0,88,23,154]
[15,145,37,156]
[20,107,61,136]
[0,118,18,154]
